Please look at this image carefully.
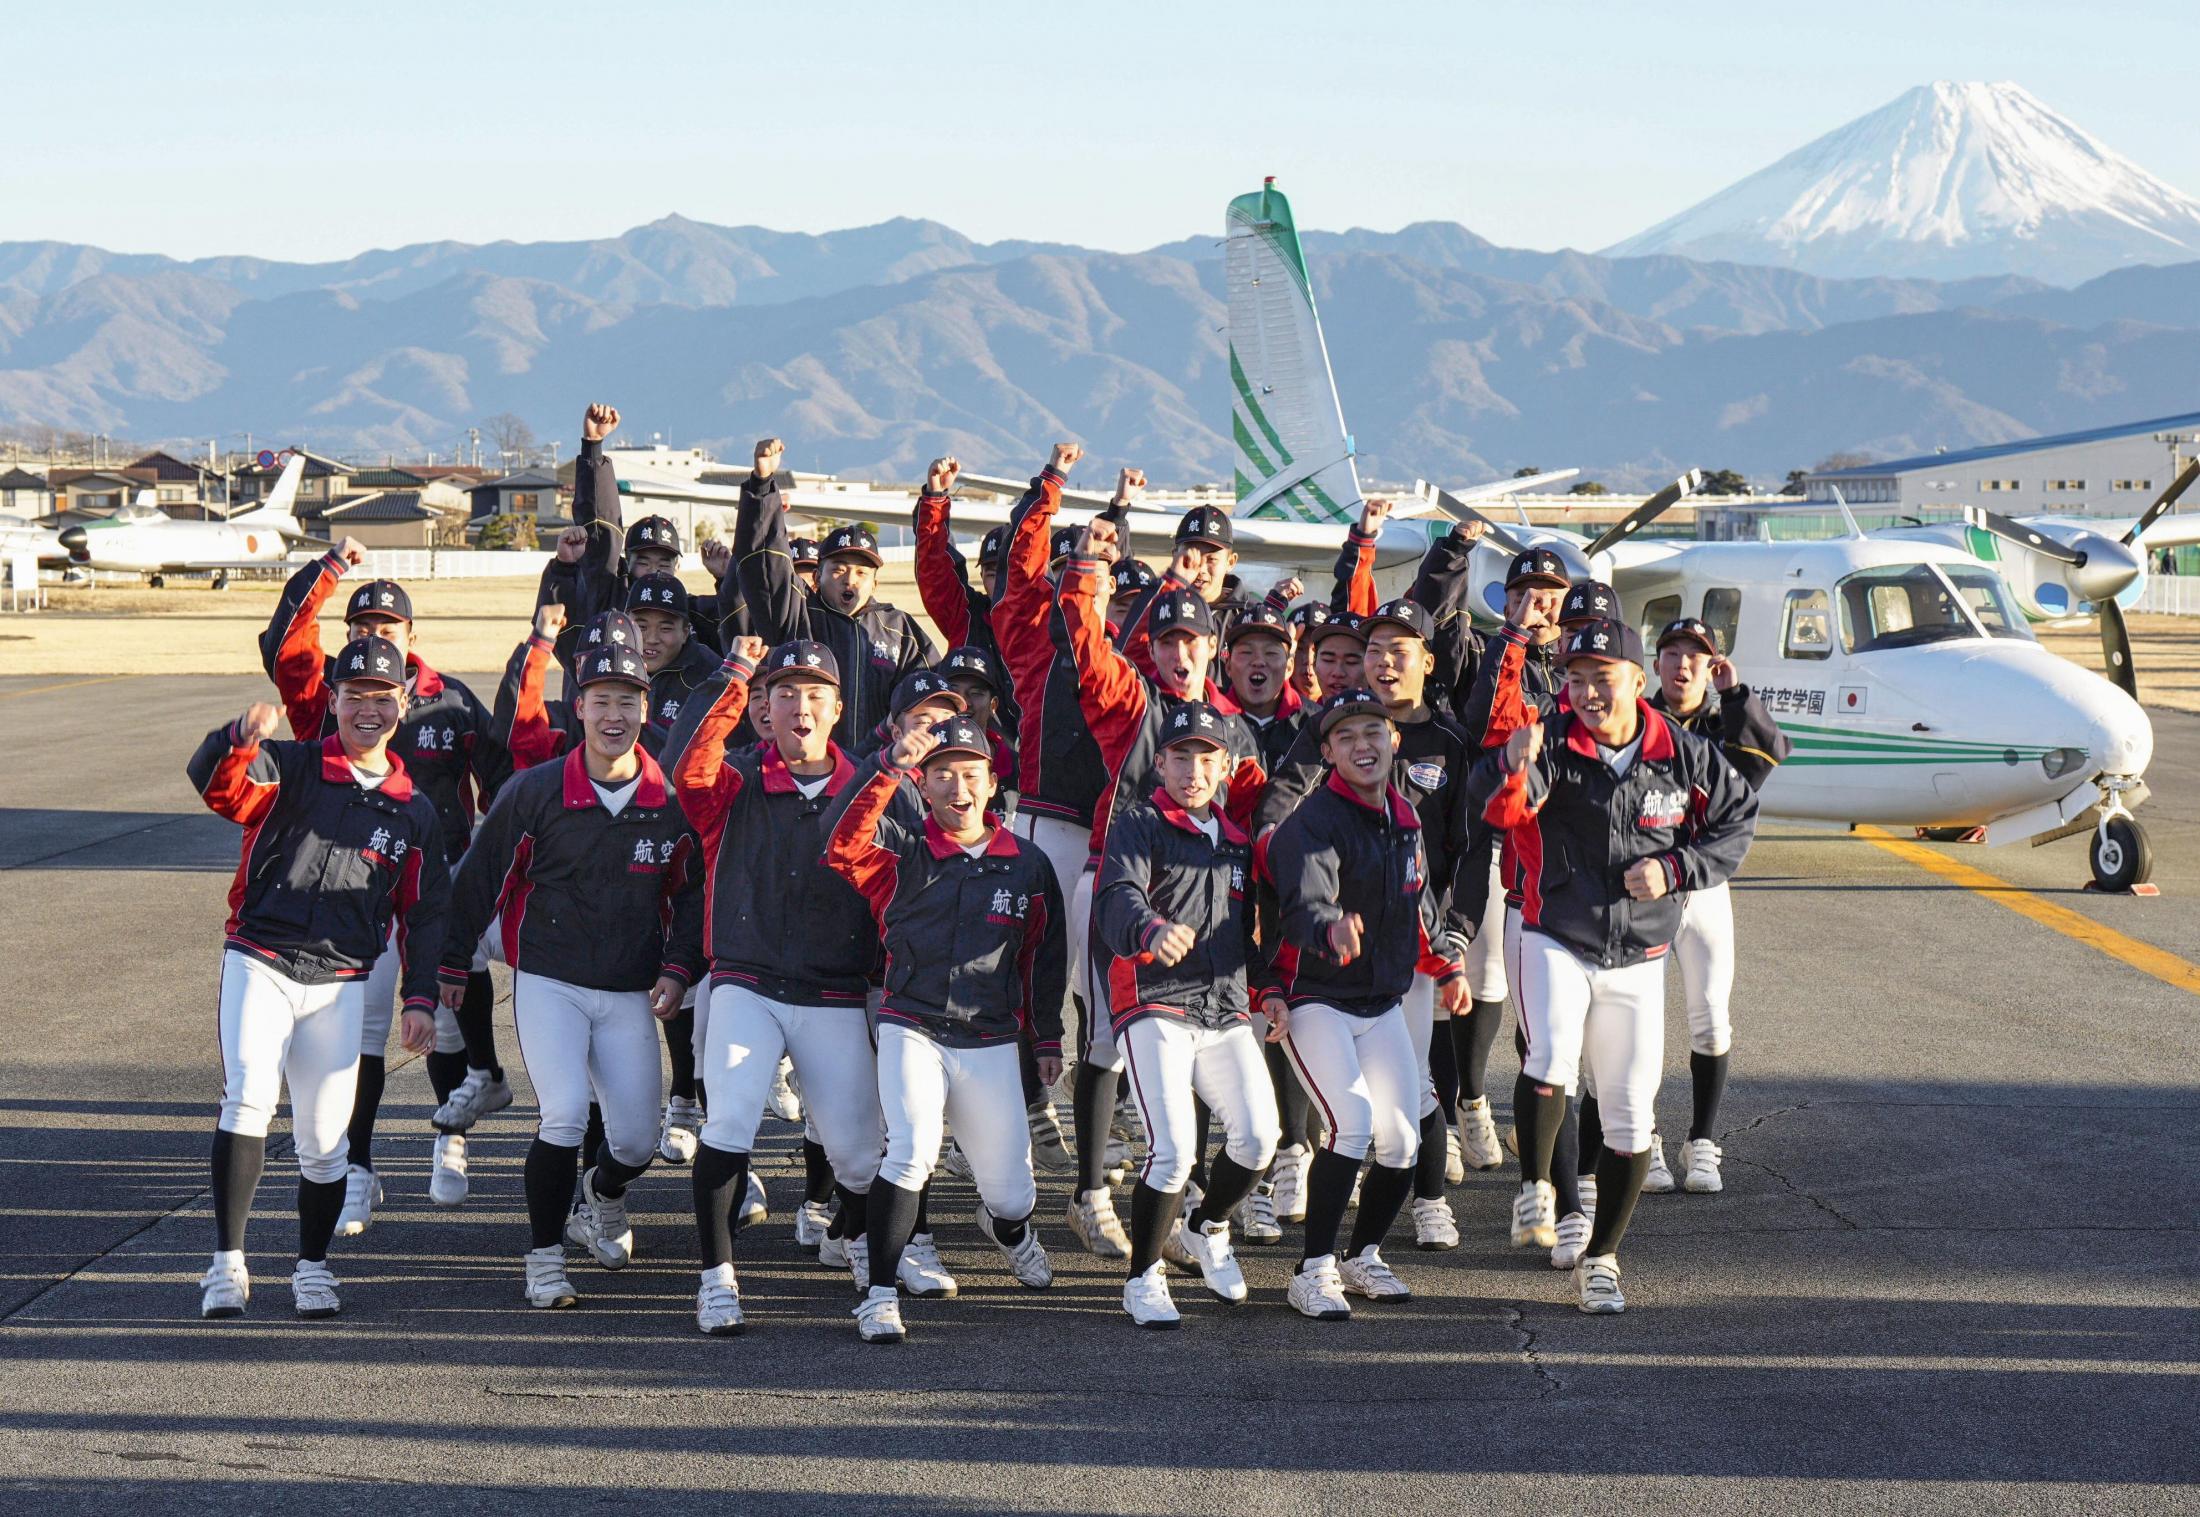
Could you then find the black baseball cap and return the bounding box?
[576,645,650,690]
[1362,598,1433,642]
[820,524,882,567]
[581,610,641,654]
[1657,616,1721,656]
[790,536,821,569]
[1560,580,1620,625]
[924,715,993,765]
[1317,687,1391,736]
[1308,608,1367,648]
[941,646,1002,693]
[1505,547,1571,590]
[1111,558,1157,597]
[978,526,1007,573]
[624,516,681,559]
[1176,505,1233,549]
[757,639,841,689]
[332,634,405,689]
[1049,525,1081,563]
[891,668,965,718]
[1559,618,1645,668]
[625,573,691,617]
[1225,603,1291,646]
[1147,587,1216,639]
[1159,700,1231,751]
[344,579,412,625]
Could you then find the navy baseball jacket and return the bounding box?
[1092,790,1258,1033]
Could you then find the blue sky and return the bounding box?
[9,1,2196,261]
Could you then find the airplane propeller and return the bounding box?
[2099,596,2139,700]
[2120,458,2199,546]
[1583,469,1702,558]
[1960,506,2146,607]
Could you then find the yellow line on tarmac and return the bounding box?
[0,674,140,701]
[1858,826,2200,998]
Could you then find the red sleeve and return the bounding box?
[197,727,281,825]
[1480,634,1532,749]
[669,656,757,835]
[265,551,343,737]
[504,634,567,771]
[1481,765,1539,829]
[913,492,972,650]
[1060,555,1148,761]
[993,469,1065,673]
[1222,754,1268,838]
[1345,528,1378,617]
[821,762,908,925]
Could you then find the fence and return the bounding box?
[2134,574,2200,616]
[349,543,917,580]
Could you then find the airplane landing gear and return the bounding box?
[2089,815,2153,893]
[211,569,229,590]
[148,573,165,589]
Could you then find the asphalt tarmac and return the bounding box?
[2,672,2194,1514]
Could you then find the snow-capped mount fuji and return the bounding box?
[1604,82,2200,285]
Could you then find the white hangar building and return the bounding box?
[1805,411,2200,518]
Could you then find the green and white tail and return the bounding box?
[1226,178,1364,523]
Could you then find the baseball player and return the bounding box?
[912,458,1015,702]
[1267,689,1467,1320]
[1467,618,1758,1313]
[664,639,887,1334]
[437,640,703,1308]
[1095,701,1281,1328]
[825,717,1067,1342]
[259,541,504,1227]
[189,635,448,1320]
[734,438,933,746]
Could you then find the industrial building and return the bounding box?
[1804,412,2200,518]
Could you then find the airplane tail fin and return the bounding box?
[232,452,307,526]
[1226,178,1364,524]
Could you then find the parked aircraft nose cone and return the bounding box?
[2068,533,2141,606]
[57,526,87,559]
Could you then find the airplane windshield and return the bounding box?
[1940,565,2034,642]
[1838,563,2015,653]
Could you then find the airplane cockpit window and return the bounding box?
[1941,566,2034,641]
[1782,588,1832,660]
[1838,563,2002,652]
[1701,587,1742,656]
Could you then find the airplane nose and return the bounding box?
[2089,695,2153,778]
[58,526,87,558]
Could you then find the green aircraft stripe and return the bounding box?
[1780,721,2052,754]
[1233,413,1279,483]
[1782,753,2044,768]
[1229,348,1295,468]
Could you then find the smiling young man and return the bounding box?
[438,640,702,1309]
[1466,618,1759,1314]
[188,636,449,1321]
[825,717,1067,1343]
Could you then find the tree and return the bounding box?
[1698,468,1750,496]
[1782,469,1809,497]
[477,513,538,551]
[1512,466,1543,478]
[1814,451,1875,473]
[482,412,537,467]
[1566,481,1609,496]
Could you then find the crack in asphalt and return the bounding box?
[85,1444,417,1484]
[1499,1304,1564,1399]
[1721,1155,1864,1229]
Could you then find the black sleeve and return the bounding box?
[734,470,810,646]
[1093,809,1166,961]
[1252,717,1325,836]
[395,813,452,1012]
[1023,857,1069,1050]
[440,777,524,979]
[1267,806,1346,951]
[1716,685,1792,793]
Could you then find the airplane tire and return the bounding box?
[212,570,229,590]
[2090,817,2153,892]
[149,573,164,588]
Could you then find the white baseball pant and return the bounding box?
[216,950,365,1184]
[511,971,661,1164]
[1674,881,1735,1057]
[358,923,475,1057]
[1399,973,1442,1121]
[875,1024,1034,1217]
[1509,927,1665,1154]
[1464,856,1508,1002]
[702,983,882,1189]
[1120,1016,1280,1194]
[1281,1001,1420,1168]
[1012,813,1120,1070]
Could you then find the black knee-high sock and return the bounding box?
[425,1049,468,1103]
[987,1207,1029,1245]
[458,970,502,1078]
[1552,1102,1582,1216]
[1413,1108,1449,1200]
[833,1182,870,1241]
[591,1146,652,1197]
[1585,1147,1652,1258]
[1127,1181,1182,1275]
[913,1180,932,1235]
[663,1005,696,1101]
[1266,1040,1309,1151]
[1190,1098,1213,1190]
[1578,1093,1606,1174]
[298,1176,345,1263]
[1074,1061,1119,1193]
[524,1138,580,1250]
[211,1129,264,1254]
[1515,1073,1567,1185]
[1452,998,1503,1102]
[692,1143,748,1268]
[1347,1162,1416,1256]
[867,1181,923,1290]
[803,1138,835,1205]
[1299,1148,1361,1266]
[346,1055,385,1171]
[581,1103,606,1172]
[1689,1052,1730,1141]
[1189,1154,1259,1230]
[1429,1022,1460,1122]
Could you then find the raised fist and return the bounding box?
[730,635,767,665]
[1113,467,1146,506]
[1048,442,1084,474]
[582,403,620,443]
[1503,711,1544,772]
[926,456,961,494]
[701,539,732,579]
[753,438,786,480]
[555,526,589,564]
[335,536,367,568]
[533,603,568,640]
[1272,574,1306,604]
[1359,497,1393,535]
[237,703,282,744]
[888,725,941,772]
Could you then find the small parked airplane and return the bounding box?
[57,453,312,586]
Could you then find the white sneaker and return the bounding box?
[1682,1137,1724,1193]
[939,1141,973,1179]
[579,1168,633,1269]
[199,1254,248,1319]
[1550,1211,1591,1270]
[1575,1253,1626,1314]
[818,1231,849,1268]
[845,1235,870,1294]
[1445,1127,1466,1186]
[1340,1245,1411,1301]
[1183,1178,1205,1214]
[1065,1188,1130,1259]
[1580,1172,1599,1225]
[1164,1216,1247,1303]
[794,1199,833,1248]
[1510,1180,1558,1249]
[1288,1254,1351,1321]
[432,1068,514,1133]
[290,1259,341,1319]
[978,1207,1053,1288]
[429,1133,469,1207]
[1103,1132,1134,1186]
[740,1170,769,1228]
[1028,1101,1074,1171]
[524,1245,576,1309]
[1411,1196,1460,1251]
[564,1200,595,1250]
[658,1096,702,1164]
[1270,1144,1311,1223]
[766,1059,803,1122]
[1238,1185,1282,1245]
[855,1283,906,1343]
[898,1233,958,1299]
[334,1165,381,1237]
[1457,1096,1502,1171]
[696,1263,742,1335]
[1122,1261,1181,1329]
[1641,1138,1676,1194]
